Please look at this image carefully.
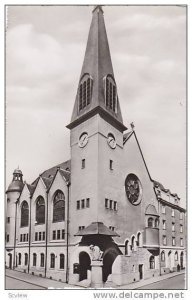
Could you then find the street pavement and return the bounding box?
[137,273,186,290]
[5,269,186,290]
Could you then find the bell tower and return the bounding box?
[67,6,127,243]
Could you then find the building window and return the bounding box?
[60,254,65,269]
[50,253,55,269]
[161,251,165,262]
[148,217,153,228]
[33,253,37,267]
[39,232,42,241]
[175,251,178,261]
[42,232,45,240]
[40,253,44,267]
[162,204,166,214]
[6,234,9,243]
[104,75,117,112]
[109,226,115,231]
[24,253,28,266]
[36,196,45,224]
[82,159,85,169]
[109,200,113,210]
[35,232,38,241]
[149,256,155,269]
[180,212,183,220]
[155,218,159,228]
[18,253,21,265]
[172,223,175,232]
[62,229,65,240]
[125,240,129,255]
[77,200,80,210]
[180,225,183,233]
[79,74,93,111]
[137,232,141,247]
[114,201,117,211]
[180,238,183,247]
[79,226,85,231]
[53,230,56,240]
[21,201,29,227]
[81,199,85,209]
[131,236,136,251]
[20,234,22,242]
[86,198,90,208]
[7,217,10,223]
[57,230,61,240]
[105,198,109,209]
[163,235,167,245]
[26,233,29,241]
[53,190,65,223]
[109,160,113,170]
[172,237,176,246]
[172,209,175,217]
[162,220,166,230]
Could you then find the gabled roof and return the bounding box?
[40,160,71,180]
[68,6,126,131]
[41,177,52,189]
[75,221,120,237]
[26,183,36,196]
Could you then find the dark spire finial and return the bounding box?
[92,5,103,14]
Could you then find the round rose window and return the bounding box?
[125,174,142,205]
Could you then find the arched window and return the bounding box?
[104,75,117,112]
[60,254,65,269]
[155,218,159,228]
[148,217,153,228]
[149,256,155,269]
[18,253,21,265]
[24,253,28,266]
[137,232,141,247]
[175,251,178,261]
[40,253,44,267]
[131,236,136,251]
[50,253,55,269]
[79,74,93,111]
[33,253,37,266]
[53,191,65,222]
[125,240,129,255]
[21,201,29,227]
[36,196,45,224]
[161,251,165,262]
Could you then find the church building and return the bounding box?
[5,6,186,288]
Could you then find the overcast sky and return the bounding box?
[6,5,186,206]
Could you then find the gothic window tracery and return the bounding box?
[53,190,65,222]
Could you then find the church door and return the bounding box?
[79,252,91,281]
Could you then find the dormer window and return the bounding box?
[79,74,93,112]
[104,75,117,113]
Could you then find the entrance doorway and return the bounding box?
[103,250,118,282]
[139,264,143,280]
[79,252,91,281]
[168,251,172,270]
[8,253,12,269]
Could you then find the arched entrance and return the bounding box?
[103,249,119,282]
[79,251,91,281]
[8,253,12,269]
[180,252,184,269]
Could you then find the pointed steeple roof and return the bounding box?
[67,6,127,132]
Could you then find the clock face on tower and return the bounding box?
[125,174,142,205]
[107,133,116,149]
[79,132,89,148]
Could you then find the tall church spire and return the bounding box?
[67,6,127,132]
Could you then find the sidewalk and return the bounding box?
[5,269,83,289]
[117,270,186,290]
[6,268,185,290]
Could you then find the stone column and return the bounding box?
[91,260,103,288]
